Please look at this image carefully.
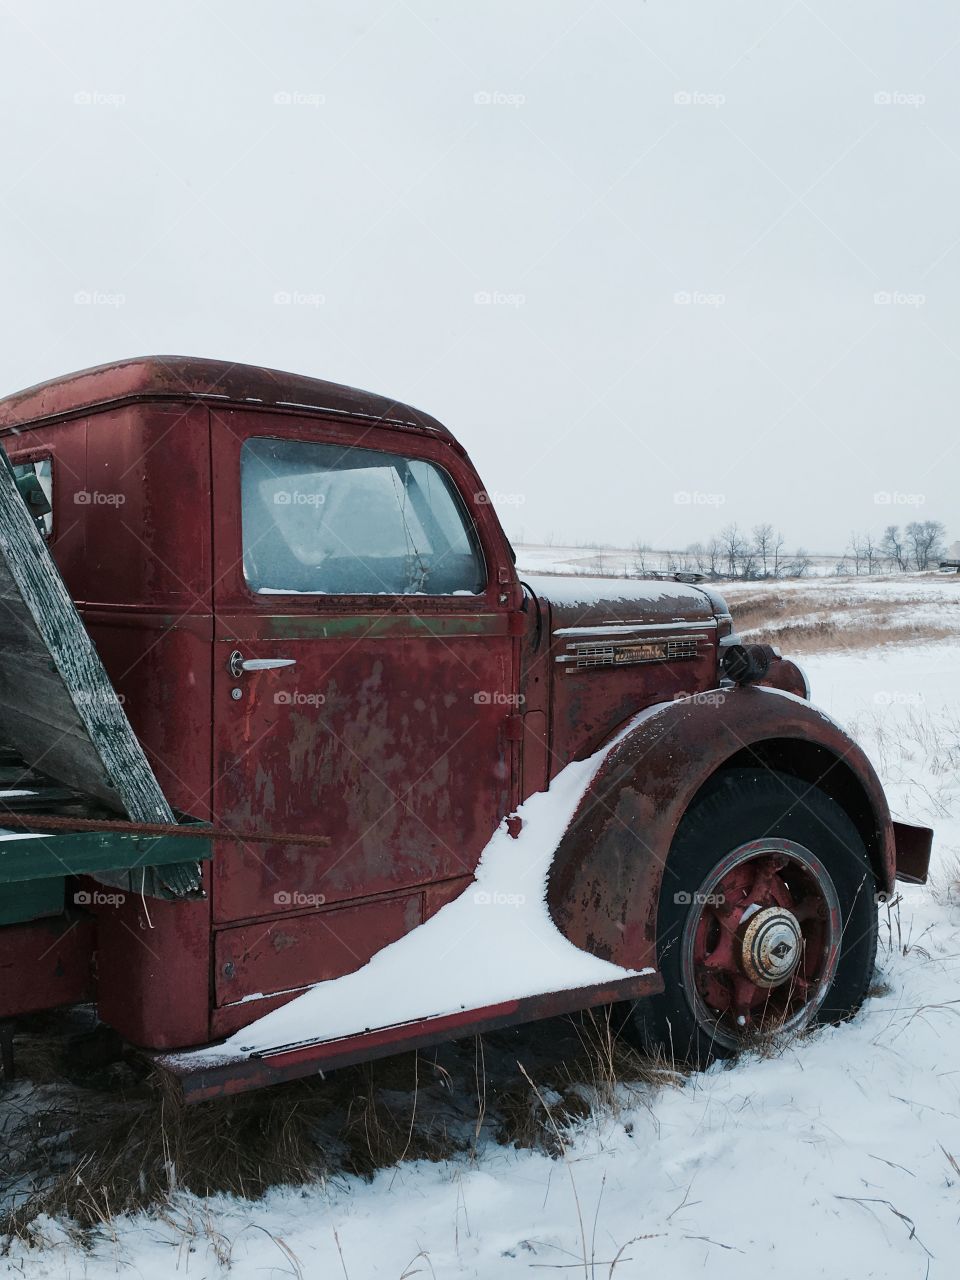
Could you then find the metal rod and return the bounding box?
[0,810,332,847]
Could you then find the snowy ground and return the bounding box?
[7,579,960,1278]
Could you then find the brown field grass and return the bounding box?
[729,590,958,654]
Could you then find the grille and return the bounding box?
[566,634,701,671]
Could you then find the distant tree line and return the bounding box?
[839,521,947,574]
[630,520,948,581]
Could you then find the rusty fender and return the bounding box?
[546,685,896,971]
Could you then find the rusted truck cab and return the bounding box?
[0,357,932,1095]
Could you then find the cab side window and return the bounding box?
[12,458,53,537]
[241,437,486,597]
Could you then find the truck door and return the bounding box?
[209,409,519,1012]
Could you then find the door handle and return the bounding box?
[228,650,297,678]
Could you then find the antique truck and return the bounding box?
[0,357,932,1100]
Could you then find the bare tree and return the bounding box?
[881,524,907,572]
[847,532,864,576]
[863,531,880,575]
[719,523,747,578]
[704,537,722,577]
[740,549,758,579]
[752,523,775,578]
[772,529,786,578]
[906,520,946,571]
[787,547,811,578]
[631,540,651,576]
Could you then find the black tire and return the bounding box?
[627,768,879,1066]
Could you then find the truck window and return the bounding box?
[12,458,53,537]
[241,437,486,596]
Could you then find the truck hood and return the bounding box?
[523,573,722,632]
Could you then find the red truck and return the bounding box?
[0,356,931,1100]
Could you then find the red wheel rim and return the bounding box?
[679,838,842,1051]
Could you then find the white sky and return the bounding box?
[1,1,958,554]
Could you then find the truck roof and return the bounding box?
[0,355,453,441]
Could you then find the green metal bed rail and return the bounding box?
[0,822,213,926]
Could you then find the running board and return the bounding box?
[156,969,663,1103]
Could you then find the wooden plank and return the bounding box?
[0,450,174,823]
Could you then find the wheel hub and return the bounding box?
[738,906,803,988]
[679,839,843,1051]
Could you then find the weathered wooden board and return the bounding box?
[0,450,176,827]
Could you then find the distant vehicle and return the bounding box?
[0,357,932,1099]
[940,540,960,572]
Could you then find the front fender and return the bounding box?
[547,685,895,969]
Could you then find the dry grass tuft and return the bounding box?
[0,1009,679,1243]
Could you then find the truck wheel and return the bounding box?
[631,769,878,1066]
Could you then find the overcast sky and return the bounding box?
[1,1,958,554]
